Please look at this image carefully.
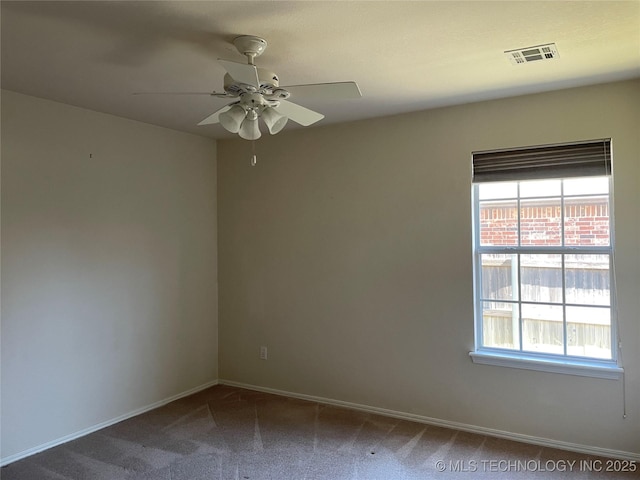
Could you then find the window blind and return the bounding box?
[472,139,611,183]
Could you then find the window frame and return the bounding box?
[470,143,622,380]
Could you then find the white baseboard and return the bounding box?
[219,379,640,462]
[0,379,219,467]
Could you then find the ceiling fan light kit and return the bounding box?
[238,110,261,141]
[261,107,288,134]
[194,35,361,140]
[219,104,246,133]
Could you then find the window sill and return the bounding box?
[469,351,623,380]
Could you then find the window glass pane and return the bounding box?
[520,179,561,198]
[479,200,518,246]
[520,198,561,246]
[482,301,520,350]
[563,177,609,196]
[522,303,564,354]
[478,182,517,200]
[564,196,609,246]
[565,255,610,306]
[520,254,562,303]
[566,306,611,359]
[481,254,518,301]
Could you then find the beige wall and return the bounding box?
[1,91,218,460]
[218,80,640,454]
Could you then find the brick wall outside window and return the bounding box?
[480,197,609,246]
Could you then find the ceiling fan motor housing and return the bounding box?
[240,92,266,109]
[223,68,280,94]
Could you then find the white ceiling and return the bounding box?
[2,1,639,139]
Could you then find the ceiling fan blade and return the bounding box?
[281,82,362,100]
[275,100,324,126]
[133,91,228,97]
[218,59,260,87]
[197,105,231,125]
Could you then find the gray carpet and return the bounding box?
[1,385,637,479]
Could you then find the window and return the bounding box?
[470,140,622,379]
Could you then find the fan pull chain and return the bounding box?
[250,140,257,166]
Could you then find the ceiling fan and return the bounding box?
[139,35,361,140]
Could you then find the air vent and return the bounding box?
[505,43,559,65]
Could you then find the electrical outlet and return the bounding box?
[259,346,268,360]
